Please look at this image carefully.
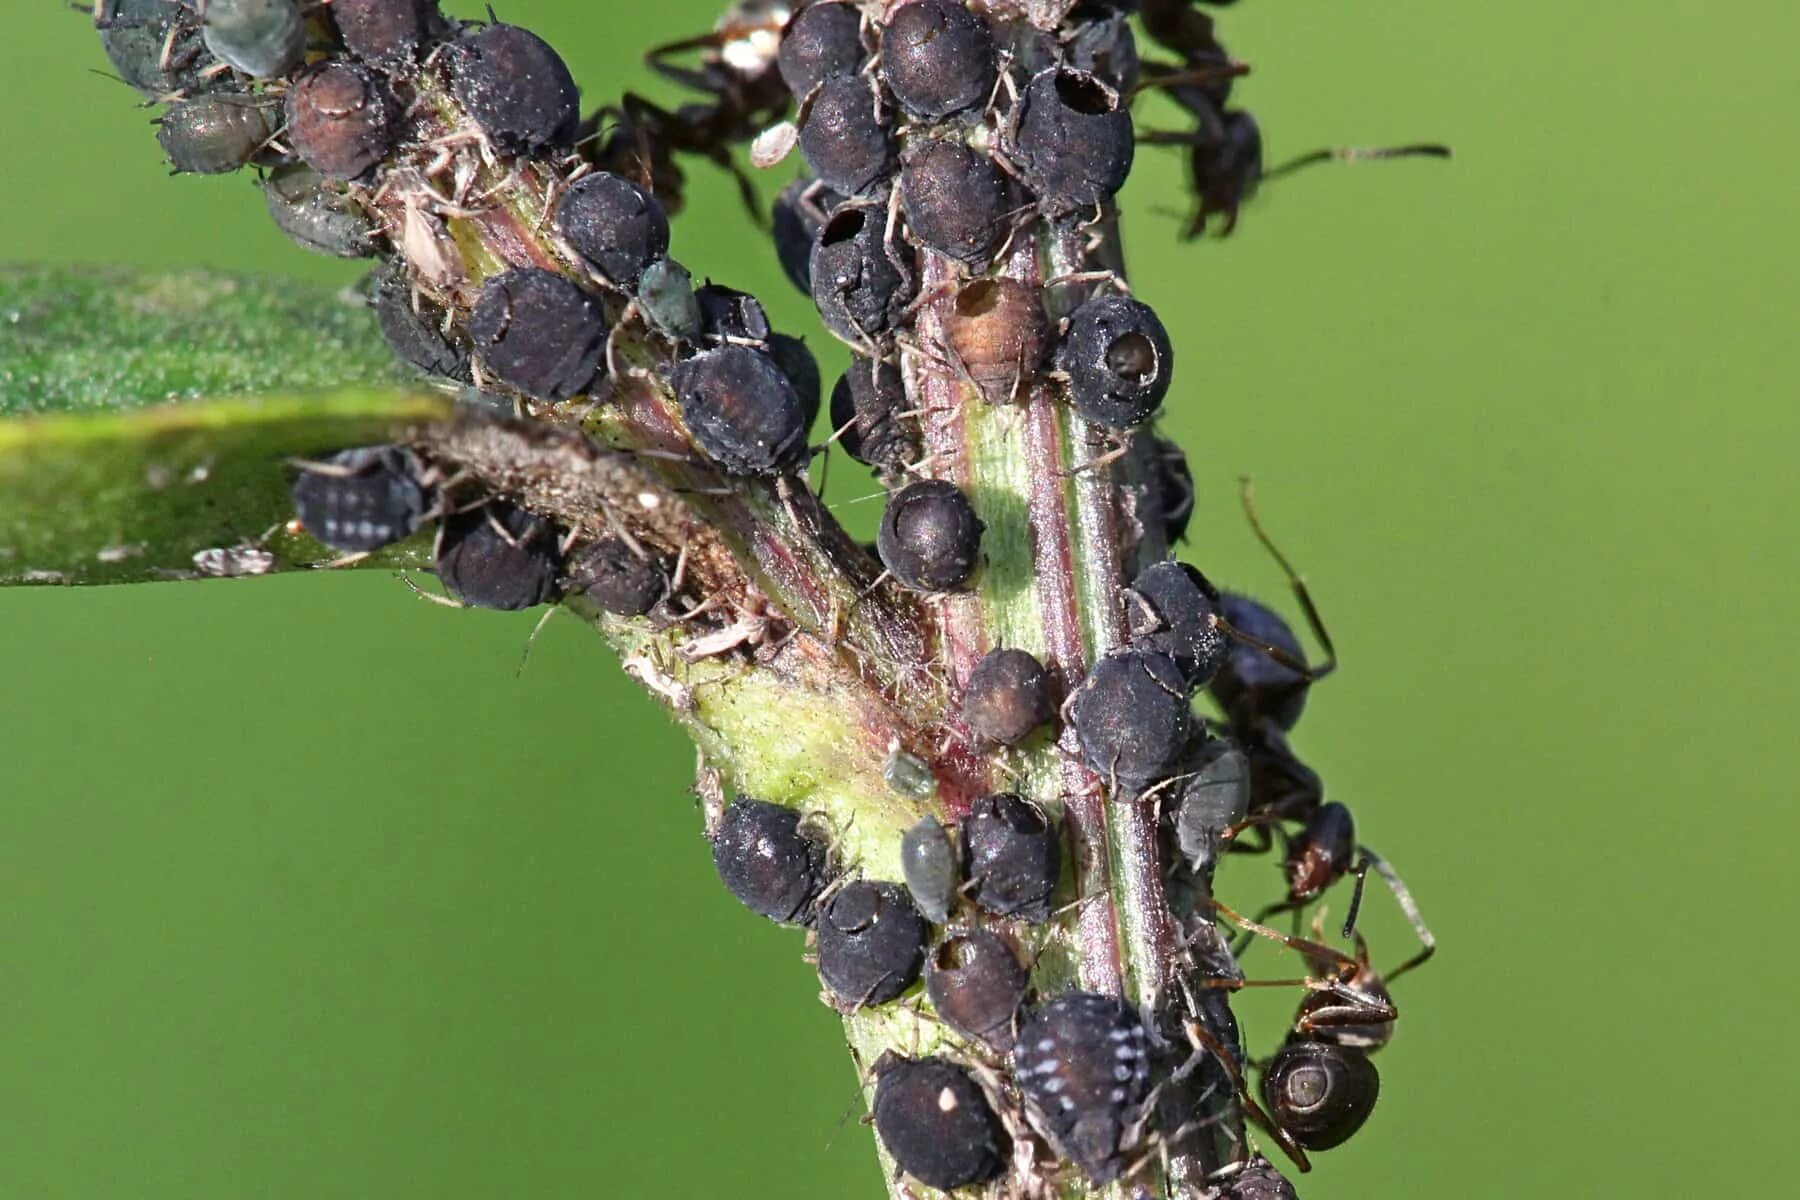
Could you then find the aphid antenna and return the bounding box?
[1260,141,1452,185]
[1238,474,1338,676]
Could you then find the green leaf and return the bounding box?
[0,266,453,585]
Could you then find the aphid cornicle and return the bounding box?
[434,501,562,611]
[285,60,399,182]
[961,792,1061,922]
[263,165,383,259]
[709,797,829,925]
[962,646,1055,746]
[815,881,926,1007]
[924,929,1028,1052]
[899,814,956,924]
[877,480,984,593]
[878,0,997,121]
[569,537,666,618]
[775,1,864,99]
[447,24,581,154]
[1070,648,1192,793]
[871,1057,1008,1191]
[667,344,810,475]
[469,268,608,402]
[1126,560,1227,687]
[555,172,671,289]
[1261,1038,1380,1151]
[199,0,305,80]
[1014,991,1151,1184]
[290,446,432,554]
[798,75,895,196]
[1010,67,1135,214]
[1058,293,1175,430]
[157,93,282,176]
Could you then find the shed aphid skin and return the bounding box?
[924,929,1028,1052]
[871,1056,1009,1191]
[1014,991,1152,1184]
[960,792,1061,923]
[877,480,984,593]
[808,200,917,347]
[815,881,926,1008]
[290,445,434,555]
[709,797,829,925]
[433,501,562,611]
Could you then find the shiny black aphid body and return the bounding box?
[448,24,581,154]
[926,929,1028,1052]
[799,75,895,196]
[291,446,431,554]
[469,268,608,402]
[667,344,810,475]
[815,881,927,1007]
[555,172,672,288]
[899,140,1009,267]
[1014,991,1151,1184]
[961,792,1061,922]
[569,538,666,618]
[830,356,914,472]
[434,502,561,611]
[710,798,829,925]
[374,265,469,382]
[962,646,1056,746]
[878,0,997,121]
[1070,648,1192,793]
[1127,560,1226,687]
[1010,68,1134,214]
[776,1,864,99]
[872,1056,1008,1190]
[878,480,984,593]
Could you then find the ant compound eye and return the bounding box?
[709,798,830,925]
[98,0,209,98]
[898,140,1009,268]
[693,284,772,346]
[960,793,1061,922]
[878,0,997,121]
[776,1,865,99]
[770,179,847,293]
[1058,293,1174,430]
[945,278,1050,405]
[568,537,666,618]
[1010,67,1134,214]
[1070,649,1193,795]
[469,268,608,402]
[636,258,703,343]
[799,75,896,196]
[815,881,927,1007]
[925,930,1027,1052]
[667,344,811,475]
[1152,437,1195,545]
[434,501,562,611]
[1014,991,1151,1184]
[290,445,432,554]
[1261,1040,1380,1151]
[448,24,580,154]
[200,0,305,79]
[156,93,282,176]
[871,1057,1008,1190]
[373,264,469,383]
[1126,560,1226,687]
[331,0,437,69]
[829,356,914,472]
[877,480,984,593]
[1222,1157,1299,1200]
[263,165,383,259]
[962,647,1055,746]
[285,60,398,182]
[554,172,672,289]
[766,334,823,433]
[809,203,917,347]
[899,815,956,924]
[1173,739,1250,871]
[1210,591,1313,731]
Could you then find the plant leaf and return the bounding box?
[0,266,452,585]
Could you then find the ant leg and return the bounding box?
[1359,846,1437,981]
[1183,1020,1312,1174]
[1340,856,1374,939]
[1261,143,1451,184]
[1239,475,1337,676]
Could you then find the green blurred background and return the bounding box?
[2,2,1794,1196]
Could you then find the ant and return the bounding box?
[587,0,794,219]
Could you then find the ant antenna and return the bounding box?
[1260,142,1452,185]
[1238,475,1337,675]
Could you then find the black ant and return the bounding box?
[587,0,794,219]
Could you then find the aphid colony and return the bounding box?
[97,2,1435,1195]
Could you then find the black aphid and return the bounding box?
[285,60,397,181]
[1173,739,1250,872]
[291,445,431,554]
[1070,649,1192,793]
[694,284,772,345]
[925,929,1028,1051]
[1014,991,1151,1184]
[799,75,895,196]
[878,0,997,120]
[1222,1158,1299,1200]
[809,202,916,345]
[1261,1039,1380,1151]
[898,140,1009,267]
[709,797,829,925]
[771,179,845,293]
[263,165,383,259]
[569,537,665,618]
[1010,67,1134,214]
[332,0,436,68]
[872,1057,1008,1190]
[201,0,305,79]
[767,334,822,431]
[469,268,607,402]
[829,356,914,472]
[962,647,1055,746]
[667,344,810,474]
[157,93,282,175]
[97,0,209,99]
[555,171,671,289]
[815,881,926,1007]
[877,480,984,593]
[961,793,1060,922]
[776,1,865,99]
[1126,560,1226,687]
[1152,436,1195,544]
[899,815,956,924]
[1058,293,1174,430]
[434,501,561,611]
[447,24,580,153]
[374,265,468,382]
